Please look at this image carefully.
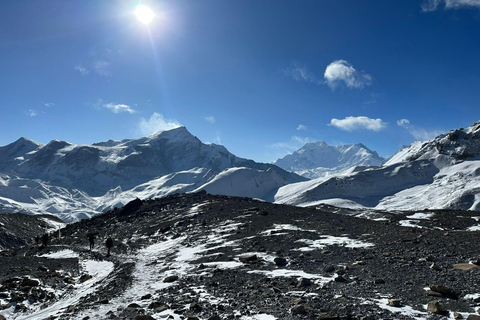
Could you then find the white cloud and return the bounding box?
[324,60,372,90]
[205,116,216,124]
[297,124,307,131]
[397,119,410,127]
[103,103,136,114]
[25,109,37,117]
[75,65,89,76]
[44,103,55,108]
[138,112,182,136]
[283,64,321,85]
[422,0,480,11]
[330,116,387,132]
[93,60,111,77]
[397,118,442,141]
[271,136,315,151]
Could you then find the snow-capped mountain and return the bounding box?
[274,141,385,179]
[0,127,306,222]
[275,121,480,211]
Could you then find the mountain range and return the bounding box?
[274,141,384,179]
[0,127,305,222]
[275,121,480,211]
[1,121,480,222]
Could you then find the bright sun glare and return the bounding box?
[135,3,155,24]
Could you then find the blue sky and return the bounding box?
[1,0,480,163]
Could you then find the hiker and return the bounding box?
[41,233,48,247]
[87,233,95,250]
[105,237,113,257]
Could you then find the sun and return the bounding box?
[135,3,155,25]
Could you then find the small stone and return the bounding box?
[274,257,287,267]
[388,299,402,307]
[429,284,458,299]
[297,278,312,288]
[134,316,156,320]
[430,263,442,271]
[427,300,446,315]
[324,265,335,273]
[334,275,348,283]
[190,302,203,312]
[291,304,312,315]
[208,315,221,320]
[164,275,179,283]
[467,315,480,320]
[239,254,258,263]
[141,294,152,300]
[453,312,463,319]
[21,278,39,287]
[38,265,48,272]
[374,279,385,284]
[319,312,341,320]
[79,274,93,283]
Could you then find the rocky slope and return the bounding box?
[1,193,480,319]
[274,142,384,179]
[0,127,306,222]
[0,213,65,251]
[275,121,480,211]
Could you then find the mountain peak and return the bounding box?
[275,141,384,179]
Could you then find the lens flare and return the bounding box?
[135,3,155,24]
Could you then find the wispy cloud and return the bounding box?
[271,136,315,152]
[25,109,37,117]
[324,60,372,90]
[205,116,216,124]
[138,112,182,136]
[397,119,443,141]
[93,60,111,77]
[103,103,136,114]
[364,93,380,105]
[75,65,89,76]
[421,0,480,11]
[283,64,322,85]
[44,103,55,108]
[297,124,307,131]
[330,116,386,132]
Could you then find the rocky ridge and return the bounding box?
[1,193,480,319]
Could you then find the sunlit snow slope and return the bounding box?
[275,121,480,211]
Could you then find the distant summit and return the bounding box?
[274,141,384,179]
[275,121,480,212]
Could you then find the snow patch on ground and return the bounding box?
[406,212,435,219]
[295,236,374,251]
[8,259,113,320]
[370,298,428,319]
[38,249,79,259]
[248,269,333,286]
